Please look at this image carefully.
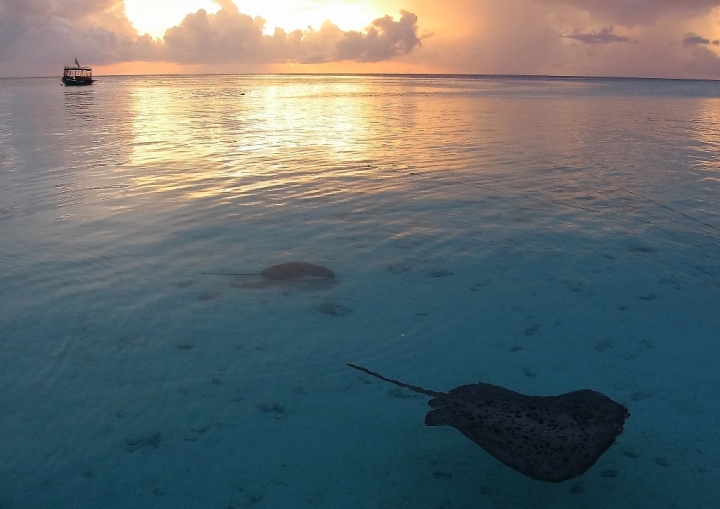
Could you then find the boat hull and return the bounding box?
[62,77,94,86]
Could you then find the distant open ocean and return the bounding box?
[1,74,719,508]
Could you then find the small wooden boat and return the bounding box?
[62,59,94,86]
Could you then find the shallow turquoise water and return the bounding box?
[1,75,719,508]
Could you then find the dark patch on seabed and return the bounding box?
[125,433,161,452]
[314,299,352,316]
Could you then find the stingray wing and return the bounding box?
[261,262,335,280]
[425,383,629,483]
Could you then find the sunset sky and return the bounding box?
[3,0,720,78]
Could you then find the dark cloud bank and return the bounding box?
[564,27,637,44]
[682,33,720,46]
[0,0,422,73]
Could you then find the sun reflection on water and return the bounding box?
[127,76,391,203]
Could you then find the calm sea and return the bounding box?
[1,75,719,508]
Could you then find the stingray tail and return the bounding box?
[202,272,259,276]
[346,364,444,399]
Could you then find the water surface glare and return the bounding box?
[1,75,720,508]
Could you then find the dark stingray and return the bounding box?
[347,364,629,483]
[260,262,335,281]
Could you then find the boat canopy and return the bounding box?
[63,66,93,77]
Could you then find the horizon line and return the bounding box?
[3,72,720,83]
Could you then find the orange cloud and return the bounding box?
[0,0,423,76]
[161,9,422,64]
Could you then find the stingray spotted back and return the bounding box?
[347,364,629,483]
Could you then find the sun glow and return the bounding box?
[125,0,220,38]
[237,0,384,34]
[124,0,384,40]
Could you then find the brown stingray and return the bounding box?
[260,262,335,281]
[347,364,629,483]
